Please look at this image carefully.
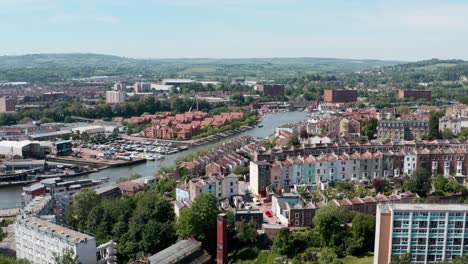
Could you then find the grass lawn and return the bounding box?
[234,251,281,264]
[341,255,374,264]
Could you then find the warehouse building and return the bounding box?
[0,140,45,158]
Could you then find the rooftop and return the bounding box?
[148,238,207,264]
[17,216,94,244]
[389,203,468,212]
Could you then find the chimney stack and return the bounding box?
[217,213,228,264]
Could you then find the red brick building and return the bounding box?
[142,111,244,140]
[398,90,432,101]
[255,84,285,96]
[323,89,358,103]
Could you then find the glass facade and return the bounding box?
[391,210,468,263]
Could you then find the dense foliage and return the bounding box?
[270,205,375,262]
[0,256,29,264]
[0,54,400,82]
[65,178,177,262]
[177,193,220,252]
[0,96,219,126]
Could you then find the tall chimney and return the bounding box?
[217,213,228,264]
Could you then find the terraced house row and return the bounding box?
[249,140,468,196]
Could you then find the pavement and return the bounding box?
[0,209,20,218]
[0,224,16,257]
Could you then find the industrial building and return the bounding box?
[255,84,285,97]
[0,140,44,158]
[323,89,358,103]
[398,90,432,101]
[147,238,210,264]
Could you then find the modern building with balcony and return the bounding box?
[374,203,468,264]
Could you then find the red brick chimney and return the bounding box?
[217,213,228,264]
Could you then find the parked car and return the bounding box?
[253,199,262,206]
[265,210,273,218]
[244,203,252,209]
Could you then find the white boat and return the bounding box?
[145,154,155,161]
[156,155,165,160]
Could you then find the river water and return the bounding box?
[0,111,309,209]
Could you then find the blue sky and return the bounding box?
[1,0,467,61]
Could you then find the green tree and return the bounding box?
[177,166,192,182]
[117,173,142,183]
[80,132,90,143]
[118,190,176,260]
[235,220,258,245]
[40,117,54,123]
[53,248,79,264]
[288,132,301,147]
[361,118,378,140]
[319,247,342,264]
[407,168,432,197]
[390,252,411,264]
[177,193,219,245]
[65,188,101,230]
[432,175,447,194]
[272,228,293,256]
[441,128,454,139]
[437,255,468,264]
[0,256,29,264]
[351,213,375,252]
[313,204,350,254]
[458,128,468,140]
[445,178,462,193]
[428,111,444,140]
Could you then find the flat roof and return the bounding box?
[388,203,468,212]
[29,130,72,139]
[93,185,119,195]
[148,238,201,264]
[0,140,38,148]
[18,216,94,244]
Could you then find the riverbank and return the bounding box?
[0,111,310,209]
[46,156,147,168]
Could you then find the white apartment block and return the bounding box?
[106,90,126,104]
[16,216,97,264]
[134,82,151,93]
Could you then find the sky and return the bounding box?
[0,0,467,61]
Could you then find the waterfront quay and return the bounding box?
[0,112,309,209]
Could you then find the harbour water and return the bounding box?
[0,111,309,209]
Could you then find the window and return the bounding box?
[295,213,299,218]
[295,220,299,226]
[230,182,233,186]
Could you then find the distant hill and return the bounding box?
[370,59,468,82]
[0,53,402,83]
